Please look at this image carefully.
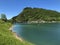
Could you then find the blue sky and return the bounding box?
[0,0,60,19]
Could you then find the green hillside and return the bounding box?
[12,7,60,23]
[0,20,33,45]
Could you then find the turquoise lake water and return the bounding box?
[13,23,60,45]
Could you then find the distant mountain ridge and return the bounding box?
[11,7,60,23]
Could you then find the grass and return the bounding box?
[0,20,34,45]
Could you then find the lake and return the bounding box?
[12,23,60,45]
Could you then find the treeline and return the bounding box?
[0,14,7,22]
[0,14,12,23]
[12,7,60,23]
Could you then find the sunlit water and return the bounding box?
[13,23,60,45]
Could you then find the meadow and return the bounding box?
[0,20,33,45]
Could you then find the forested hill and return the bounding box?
[12,7,60,23]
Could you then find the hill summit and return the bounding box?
[12,7,60,23]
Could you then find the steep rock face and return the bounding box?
[12,7,60,23]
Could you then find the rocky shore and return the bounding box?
[27,21,60,24]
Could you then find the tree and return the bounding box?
[1,14,7,22]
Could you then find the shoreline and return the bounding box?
[27,21,60,24]
[13,32,25,43]
[9,25,25,42]
[16,21,60,24]
[9,25,34,45]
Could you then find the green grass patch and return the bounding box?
[0,20,34,45]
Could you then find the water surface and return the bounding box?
[13,23,60,45]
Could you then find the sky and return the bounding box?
[0,0,60,19]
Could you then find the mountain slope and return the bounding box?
[12,7,60,23]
